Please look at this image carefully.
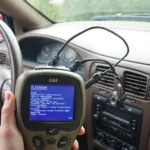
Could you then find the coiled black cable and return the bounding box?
[50,26,129,68]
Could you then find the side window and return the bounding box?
[0,13,3,42]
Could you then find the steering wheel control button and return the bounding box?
[47,137,56,144]
[32,136,45,149]
[46,127,59,135]
[58,136,69,148]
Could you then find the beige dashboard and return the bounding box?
[2,21,150,150]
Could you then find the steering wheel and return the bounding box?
[0,20,23,103]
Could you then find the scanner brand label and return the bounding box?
[49,78,58,83]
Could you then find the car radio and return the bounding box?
[92,93,143,150]
[15,66,86,150]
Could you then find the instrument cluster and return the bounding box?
[37,42,84,75]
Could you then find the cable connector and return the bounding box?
[85,72,103,89]
[49,55,60,66]
[70,60,82,72]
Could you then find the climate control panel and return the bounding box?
[96,130,136,150]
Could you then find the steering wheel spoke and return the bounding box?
[0,20,23,102]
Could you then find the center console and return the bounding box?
[92,93,143,150]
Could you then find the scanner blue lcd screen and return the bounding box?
[30,84,75,121]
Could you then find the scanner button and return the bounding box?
[47,137,56,144]
[46,127,59,135]
[58,136,69,148]
[32,136,45,149]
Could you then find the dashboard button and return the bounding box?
[132,119,136,123]
[47,137,56,144]
[58,136,69,148]
[132,127,136,130]
[129,147,135,150]
[46,127,59,135]
[32,136,45,149]
[96,104,100,107]
[93,113,99,120]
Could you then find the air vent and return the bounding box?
[0,53,6,64]
[124,71,147,97]
[95,65,115,87]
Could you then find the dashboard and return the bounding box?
[2,21,150,150]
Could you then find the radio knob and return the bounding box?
[109,139,116,148]
[96,132,104,143]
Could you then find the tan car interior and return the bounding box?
[1,0,150,150]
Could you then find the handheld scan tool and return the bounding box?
[15,66,86,150]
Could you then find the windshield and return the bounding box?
[25,0,150,22]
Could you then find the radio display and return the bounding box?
[29,84,75,121]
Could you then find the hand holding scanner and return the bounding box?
[15,67,86,150]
